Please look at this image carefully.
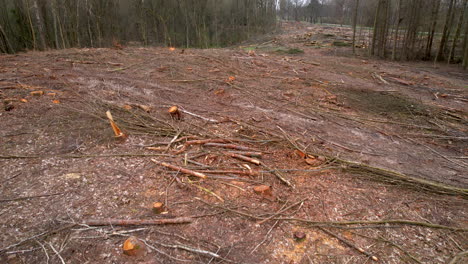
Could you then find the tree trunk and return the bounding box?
[448,0,468,64]
[0,22,14,53]
[435,0,455,62]
[392,0,403,60]
[31,0,46,50]
[425,0,441,59]
[352,0,360,55]
[371,0,383,56]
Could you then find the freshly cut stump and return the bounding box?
[152,202,165,214]
[123,236,146,256]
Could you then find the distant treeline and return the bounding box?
[0,0,277,53]
[280,0,468,68]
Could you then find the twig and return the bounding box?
[174,139,228,154]
[152,241,235,262]
[83,217,193,226]
[205,143,257,151]
[141,239,191,262]
[0,193,64,203]
[227,151,263,158]
[262,164,293,187]
[35,240,50,264]
[277,217,468,231]
[377,236,423,263]
[203,170,258,177]
[180,108,218,123]
[448,250,468,264]
[0,224,76,253]
[2,172,22,183]
[405,138,468,169]
[48,242,66,264]
[372,72,389,84]
[152,159,207,179]
[5,247,41,255]
[226,153,261,165]
[250,220,280,254]
[318,227,378,261]
[0,153,173,159]
[164,130,183,152]
[257,199,307,224]
[199,201,467,231]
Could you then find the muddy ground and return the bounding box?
[0,21,467,264]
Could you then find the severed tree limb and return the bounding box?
[205,143,257,151]
[152,159,207,179]
[0,153,172,159]
[262,164,293,187]
[174,139,228,154]
[199,200,467,231]
[202,170,258,177]
[179,108,219,123]
[227,151,263,158]
[226,153,261,165]
[83,217,193,226]
[277,217,468,231]
[318,226,378,261]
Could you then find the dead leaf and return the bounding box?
[20,99,28,103]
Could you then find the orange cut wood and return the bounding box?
[30,91,44,96]
[168,106,181,120]
[253,185,272,196]
[152,202,165,214]
[168,105,178,113]
[123,236,145,256]
[305,157,323,167]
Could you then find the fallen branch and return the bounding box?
[227,151,263,158]
[226,153,261,165]
[278,126,468,197]
[0,193,64,203]
[203,170,258,177]
[152,159,207,179]
[257,199,307,224]
[174,139,228,154]
[318,227,378,261]
[278,217,468,231]
[0,153,172,159]
[152,240,234,262]
[180,108,218,123]
[200,201,467,231]
[372,72,389,84]
[262,164,293,187]
[205,143,256,151]
[84,217,193,226]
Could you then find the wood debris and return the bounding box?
[123,236,146,256]
[106,110,127,139]
[151,159,207,179]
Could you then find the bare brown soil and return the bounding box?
[1,21,467,264]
